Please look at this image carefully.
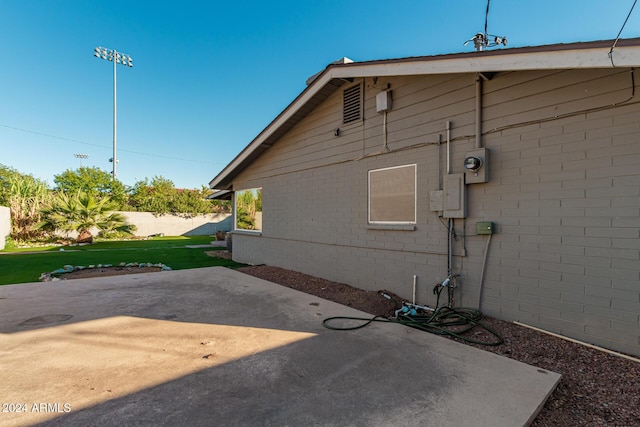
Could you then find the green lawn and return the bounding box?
[0,236,245,285]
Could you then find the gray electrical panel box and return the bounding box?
[429,190,444,211]
[443,173,466,218]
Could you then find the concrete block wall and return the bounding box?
[61,212,232,239]
[120,212,232,237]
[233,147,454,302]
[230,69,640,357]
[0,206,10,250]
[473,103,640,357]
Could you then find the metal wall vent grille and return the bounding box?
[343,84,361,124]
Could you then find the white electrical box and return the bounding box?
[376,90,392,112]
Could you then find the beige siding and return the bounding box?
[231,68,640,357]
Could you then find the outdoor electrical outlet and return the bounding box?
[476,221,494,235]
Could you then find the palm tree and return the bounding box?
[5,173,51,241]
[36,191,136,243]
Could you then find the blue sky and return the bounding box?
[1,1,638,189]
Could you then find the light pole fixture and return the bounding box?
[74,153,89,167]
[93,46,133,182]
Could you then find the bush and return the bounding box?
[0,164,51,241]
[4,236,16,250]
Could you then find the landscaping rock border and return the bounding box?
[39,262,172,282]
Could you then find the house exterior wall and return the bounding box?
[230,68,640,357]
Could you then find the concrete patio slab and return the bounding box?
[0,267,559,426]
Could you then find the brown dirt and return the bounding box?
[56,255,640,426]
[58,266,163,279]
[204,250,233,260]
[237,265,400,317]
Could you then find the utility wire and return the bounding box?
[0,123,223,165]
[484,0,491,36]
[609,0,638,66]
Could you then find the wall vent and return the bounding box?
[343,84,361,124]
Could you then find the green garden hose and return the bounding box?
[322,292,504,347]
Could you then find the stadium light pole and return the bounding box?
[73,153,89,167]
[93,46,133,182]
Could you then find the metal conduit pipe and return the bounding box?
[477,233,493,311]
[475,73,483,149]
[382,111,389,152]
[446,120,451,174]
[447,219,453,277]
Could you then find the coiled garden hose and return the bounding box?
[322,291,504,347]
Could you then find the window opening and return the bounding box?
[368,164,416,224]
[235,188,262,231]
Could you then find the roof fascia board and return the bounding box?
[330,47,640,79]
[210,41,640,190]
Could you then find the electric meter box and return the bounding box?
[464,147,489,184]
[476,221,494,235]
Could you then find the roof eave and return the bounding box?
[331,43,640,78]
[209,38,640,191]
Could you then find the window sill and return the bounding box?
[231,230,262,236]
[366,224,416,231]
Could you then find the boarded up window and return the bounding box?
[343,84,361,124]
[368,164,416,224]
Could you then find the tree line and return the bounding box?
[1,164,230,242]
